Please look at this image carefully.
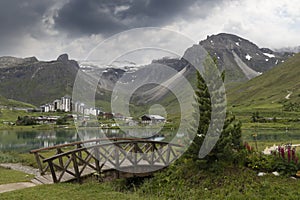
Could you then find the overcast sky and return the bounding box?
[0,0,300,61]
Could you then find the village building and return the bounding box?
[114,113,125,120]
[53,99,61,111]
[141,115,166,125]
[34,116,60,124]
[61,96,71,112]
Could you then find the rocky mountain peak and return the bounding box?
[57,54,69,62]
[0,56,38,68]
[198,33,293,82]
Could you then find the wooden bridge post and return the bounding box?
[56,148,64,169]
[150,143,155,166]
[33,152,44,175]
[72,152,81,183]
[77,144,83,165]
[114,145,120,179]
[31,139,182,184]
[166,144,171,165]
[133,143,138,167]
[94,146,100,173]
[48,161,58,183]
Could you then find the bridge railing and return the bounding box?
[31,139,183,183]
[29,138,142,175]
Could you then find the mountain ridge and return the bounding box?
[0,54,79,106]
[0,32,296,107]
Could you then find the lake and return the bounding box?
[0,128,166,153]
[3,127,298,153]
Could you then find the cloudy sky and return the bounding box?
[0,0,300,61]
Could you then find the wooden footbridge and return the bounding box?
[30,138,182,184]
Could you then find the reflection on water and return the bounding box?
[243,128,300,144]
[0,129,77,152]
[4,128,299,153]
[0,128,167,153]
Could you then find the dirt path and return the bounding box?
[0,163,41,193]
[0,182,36,194]
[0,163,40,176]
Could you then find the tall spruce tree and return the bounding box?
[186,70,211,160]
[186,56,242,165]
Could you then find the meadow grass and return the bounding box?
[0,181,152,200]
[0,167,34,185]
[2,165,300,200]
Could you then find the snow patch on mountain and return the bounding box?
[233,51,261,80]
[79,60,139,72]
[245,54,252,61]
[263,53,275,58]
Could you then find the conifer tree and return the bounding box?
[186,56,242,165]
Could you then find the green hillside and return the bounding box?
[0,54,79,106]
[228,53,300,108]
[0,95,35,108]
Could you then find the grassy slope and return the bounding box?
[0,60,78,106]
[225,53,300,131]
[2,166,300,199]
[227,53,300,107]
[0,95,35,108]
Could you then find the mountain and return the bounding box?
[276,46,300,53]
[227,53,300,107]
[200,33,293,83]
[0,56,38,68]
[0,54,79,106]
[0,33,294,108]
[85,33,293,95]
[124,33,294,105]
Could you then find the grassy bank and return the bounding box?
[1,165,300,199]
[0,167,34,185]
[0,181,148,200]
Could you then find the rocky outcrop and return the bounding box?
[0,54,80,105]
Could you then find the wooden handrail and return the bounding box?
[42,140,182,163]
[30,137,142,153]
[33,139,183,183]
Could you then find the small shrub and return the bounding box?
[0,152,23,163]
[245,144,300,176]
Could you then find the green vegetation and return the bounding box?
[0,181,147,200]
[244,143,300,175]
[283,102,300,112]
[16,116,37,126]
[138,162,300,199]
[3,163,300,199]
[186,58,243,169]
[228,53,300,108]
[0,58,77,106]
[0,151,40,169]
[2,54,300,199]
[226,54,300,133]
[0,108,76,130]
[0,152,24,163]
[0,95,35,108]
[0,167,34,184]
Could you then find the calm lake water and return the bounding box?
[242,128,300,144]
[3,127,298,153]
[0,128,166,153]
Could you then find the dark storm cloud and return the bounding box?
[0,0,56,54]
[54,0,127,36]
[54,0,223,36]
